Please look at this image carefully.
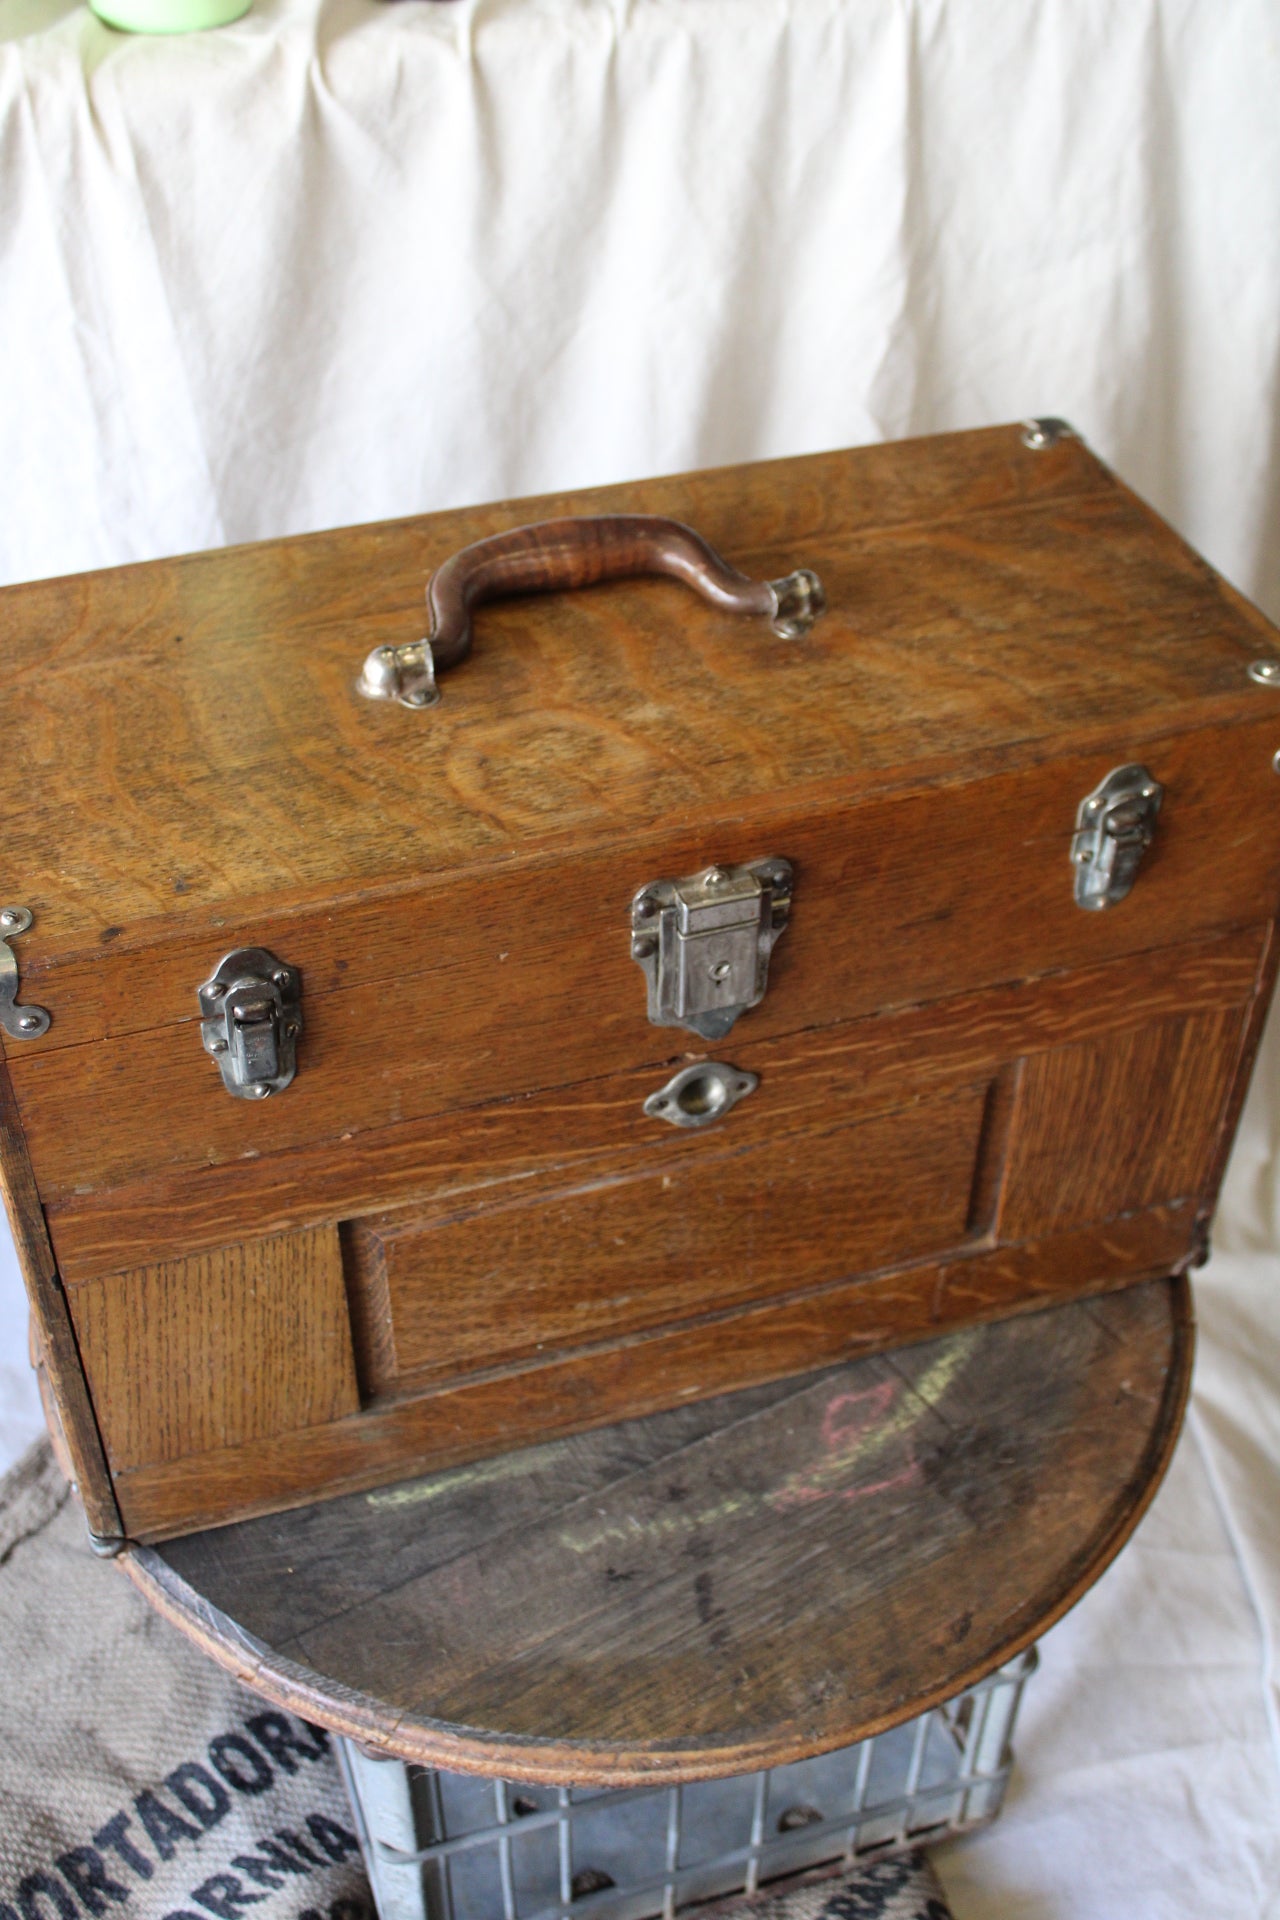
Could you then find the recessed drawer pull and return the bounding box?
[642,1061,758,1129]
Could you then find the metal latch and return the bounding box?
[1071,765,1163,910]
[198,947,302,1099]
[630,858,792,1040]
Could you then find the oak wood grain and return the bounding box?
[46,925,1262,1282]
[999,1006,1244,1238]
[68,1227,359,1472]
[108,1203,1191,1541]
[128,1278,1192,1784]
[1194,919,1280,1238]
[29,1310,86,1499]
[13,696,1280,1079]
[10,425,1276,970]
[350,1081,987,1394]
[7,428,1277,1549]
[0,1065,120,1543]
[12,719,1280,1222]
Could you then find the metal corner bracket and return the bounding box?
[0,907,50,1039]
[87,1527,127,1559]
[1021,417,1078,450]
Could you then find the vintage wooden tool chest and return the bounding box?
[5,420,1280,1551]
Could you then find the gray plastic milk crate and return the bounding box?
[337,1649,1035,1920]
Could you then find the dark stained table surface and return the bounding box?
[125,1279,1193,1786]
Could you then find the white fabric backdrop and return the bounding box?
[2,0,1279,1911]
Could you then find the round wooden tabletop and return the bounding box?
[124,1280,1193,1786]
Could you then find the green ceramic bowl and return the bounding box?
[89,0,250,30]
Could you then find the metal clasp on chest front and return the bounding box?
[1071,765,1163,910]
[631,859,792,1040]
[198,947,302,1099]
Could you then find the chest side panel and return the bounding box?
[68,1227,359,1474]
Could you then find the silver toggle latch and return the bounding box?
[631,858,792,1040]
[1071,765,1163,910]
[198,947,302,1099]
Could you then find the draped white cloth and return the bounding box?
[2,0,1279,1910]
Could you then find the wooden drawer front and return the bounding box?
[40,921,1268,1287]
[345,1084,989,1398]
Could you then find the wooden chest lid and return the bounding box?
[5,422,1279,974]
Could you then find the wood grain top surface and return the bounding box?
[131,1278,1192,1783]
[6,426,1279,963]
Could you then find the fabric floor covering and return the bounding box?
[0,1439,373,1920]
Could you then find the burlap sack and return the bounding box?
[0,1441,952,1920]
[0,1441,371,1920]
[695,1859,954,1920]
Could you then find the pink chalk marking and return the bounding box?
[769,1381,921,1510]
[822,1383,898,1451]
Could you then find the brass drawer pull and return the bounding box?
[358,515,825,708]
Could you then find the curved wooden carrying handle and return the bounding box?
[358,515,825,707]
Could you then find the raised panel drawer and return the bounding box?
[344,1081,991,1398]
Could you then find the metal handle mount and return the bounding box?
[357,515,826,708]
